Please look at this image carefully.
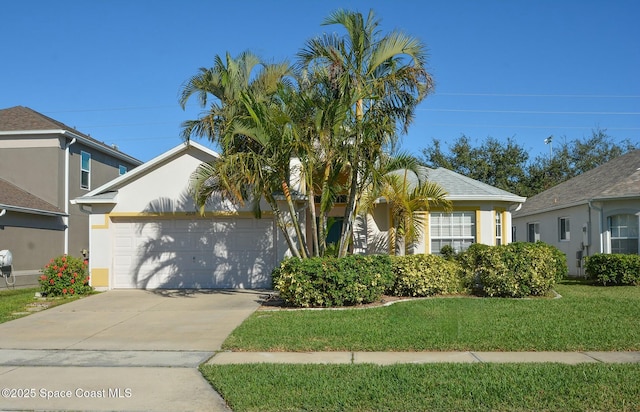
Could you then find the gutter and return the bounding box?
[0,204,67,217]
[64,136,77,255]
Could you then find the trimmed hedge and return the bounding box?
[458,242,561,298]
[272,242,567,307]
[391,254,465,297]
[272,255,394,307]
[585,254,640,286]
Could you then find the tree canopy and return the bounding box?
[421,129,637,198]
[180,9,441,258]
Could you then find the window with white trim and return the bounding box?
[527,222,540,243]
[81,151,91,190]
[609,214,639,254]
[495,212,503,245]
[430,211,475,254]
[559,217,570,241]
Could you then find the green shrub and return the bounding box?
[272,255,394,307]
[457,243,491,291]
[439,245,457,261]
[391,254,465,297]
[459,242,559,298]
[39,255,93,297]
[533,241,568,281]
[585,254,640,286]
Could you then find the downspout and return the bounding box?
[588,200,604,254]
[64,137,77,255]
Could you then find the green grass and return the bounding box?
[223,282,640,351]
[0,288,80,324]
[201,363,640,412]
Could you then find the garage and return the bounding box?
[72,142,293,290]
[112,217,276,289]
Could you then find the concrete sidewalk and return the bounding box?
[208,350,640,365]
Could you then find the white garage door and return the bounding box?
[112,217,276,289]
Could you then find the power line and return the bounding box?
[418,108,640,115]
[426,123,640,131]
[435,92,640,98]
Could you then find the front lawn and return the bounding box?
[223,282,640,351]
[201,363,640,412]
[0,288,80,324]
[205,281,640,411]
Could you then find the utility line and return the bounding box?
[435,93,640,98]
[418,108,640,115]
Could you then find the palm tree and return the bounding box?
[181,53,309,258]
[298,9,434,257]
[359,155,451,256]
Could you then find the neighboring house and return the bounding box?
[73,141,291,290]
[351,167,526,256]
[512,150,640,277]
[0,106,142,282]
[74,141,525,290]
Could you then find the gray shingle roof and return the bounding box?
[513,150,640,217]
[428,167,526,202]
[0,106,141,163]
[0,178,65,216]
[387,166,526,203]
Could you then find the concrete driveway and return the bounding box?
[0,289,264,411]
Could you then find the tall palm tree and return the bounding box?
[298,9,434,257]
[360,155,451,256]
[182,53,308,258]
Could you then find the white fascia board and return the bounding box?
[72,194,118,205]
[0,129,62,136]
[445,195,527,203]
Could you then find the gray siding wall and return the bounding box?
[0,134,139,272]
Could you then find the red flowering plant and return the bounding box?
[39,255,92,297]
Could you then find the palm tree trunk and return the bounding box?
[338,164,359,257]
[269,199,301,259]
[306,184,320,257]
[318,163,333,256]
[282,180,309,258]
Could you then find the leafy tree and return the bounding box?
[524,129,637,196]
[298,9,434,257]
[421,129,637,198]
[181,52,309,258]
[422,136,529,195]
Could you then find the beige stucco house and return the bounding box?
[512,150,640,276]
[74,141,526,290]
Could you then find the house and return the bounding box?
[74,141,525,290]
[512,150,640,277]
[72,141,292,290]
[352,167,526,256]
[0,106,142,285]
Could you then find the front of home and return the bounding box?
[512,150,640,276]
[73,142,292,290]
[74,141,526,290]
[355,167,526,256]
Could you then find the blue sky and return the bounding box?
[2,0,638,162]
